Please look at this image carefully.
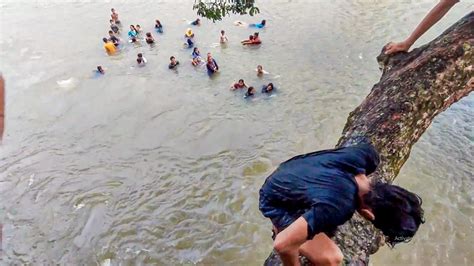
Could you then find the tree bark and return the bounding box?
[264,12,473,266]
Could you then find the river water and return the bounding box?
[0,0,472,265]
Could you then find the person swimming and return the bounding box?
[244,86,256,98]
[96,66,105,74]
[111,8,120,24]
[169,56,179,69]
[220,30,228,43]
[128,25,138,38]
[192,47,201,59]
[250,19,266,28]
[155,19,163,33]
[110,19,119,34]
[206,53,219,74]
[185,28,194,38]
[137,53,147,66]
[256,65,269,76]
[261,83,276,94]
[102,37,116,55]
[108,30,120,46]
[242,34,261,45]
[184,38,194,48]
[241,35,254,45]
[190,18,201,26]
[252,32,261,44]
[145,32,155,44]
[231,79,247,90]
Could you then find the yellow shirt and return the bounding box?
[104,42,116,54]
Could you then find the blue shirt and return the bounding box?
[128,30,137,38]
[251,23,265,28]
[192,51,201,58]
[259,144,379,239]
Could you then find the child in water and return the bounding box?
[155,19,163,33]
[102,38,116,55]
[184,38,194,48]
[185,28,194,38]
[261,83,276,94]
[108,30,120,46]
[191,57,201,66]
[137,53,147,66]
[111,8,120,24]
[192,47,201,59]
[135,25,142,35]
[110,19,119,34]
[145,32,155,44]
[231,79,247,90]
[252,32,261,44]
[244,86,256,98]
[128,25,138,38]
[241,35,254,45]
[220,30,228,43]
[190,18,201,26]
[256,65,269,76]
[250,20,266,28]
[169,56,180,69]
[96,66,105,74]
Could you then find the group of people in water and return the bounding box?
[231,79,276,98]
[98,8,273,99]
[228,65,275,99]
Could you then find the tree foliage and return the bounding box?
[193,0,259,22]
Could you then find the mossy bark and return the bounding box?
[264,12,473,266]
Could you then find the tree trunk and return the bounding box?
[264,12,473,266]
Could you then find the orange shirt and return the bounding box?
[104,42,116,54]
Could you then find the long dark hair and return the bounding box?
[364,182,425,247]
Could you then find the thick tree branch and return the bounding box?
[265,12,473,266]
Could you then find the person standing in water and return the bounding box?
[192,47,201,59]
[110,19,119,34]
[108,30,120,46]
[185,28,194,38]
[256,65,268,76]
[145,32,155,44]
[155,19,163,33]
[128,25,138,39]
[135,25,143,35]
[102,38,116,55]
[185,38,194,48]
[206,53,219,74]
[220,30,229,43]
[169,56,180,69]
[137,53,147,66]
[111,8,120,24]
[259,141,425,266]
[385,0,459,54]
